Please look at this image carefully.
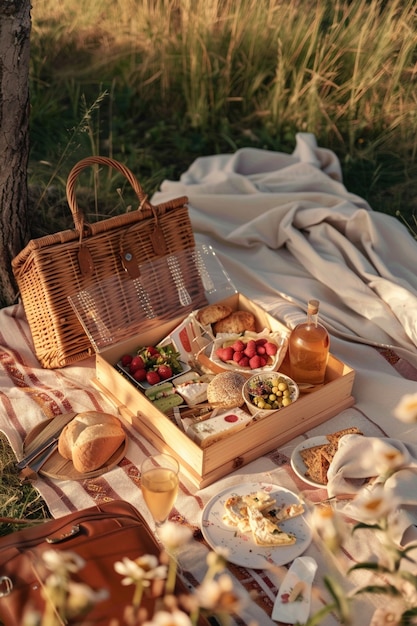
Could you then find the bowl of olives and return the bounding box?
[242,372,299,417]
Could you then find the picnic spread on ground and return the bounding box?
[1,133,417,625]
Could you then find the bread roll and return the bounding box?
[197,304,233,326]
[58,411,125,474]
[213,310,256,334]
[207,371,246,408]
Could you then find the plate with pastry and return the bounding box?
[23,411,127,480]
[201,482,311,568]
[291,428,363,487]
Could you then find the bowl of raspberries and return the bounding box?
[209,330,289,375]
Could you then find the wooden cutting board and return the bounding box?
[23,412,127,481]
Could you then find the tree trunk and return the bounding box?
[0,0,31,307]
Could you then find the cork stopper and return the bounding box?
[307,299,319,315]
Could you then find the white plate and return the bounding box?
[290,436,329,488]
[201,482,312,569]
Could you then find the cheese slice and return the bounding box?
[264,502,305,524]
[186,407,252,448]
[222,491,304,547]
[247,506,296,546]
[176,381,209,406]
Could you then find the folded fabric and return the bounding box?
[152,132,417,368]
[327,434,417,543]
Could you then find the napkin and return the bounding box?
[326,434,417,543]
[272,556,318,624]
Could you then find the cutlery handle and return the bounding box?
[16,436,58,470]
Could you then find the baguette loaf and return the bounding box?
[58,411,125,473]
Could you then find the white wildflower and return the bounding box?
[353,485,400,522]
[309,505,348,553]
[393,392,417,423]
[372,439,406,476]
[158,521,193,551]
[114,555,167,586]
[66,581,109,617]
[194,573,246,614]
[369,607,401,625]
[206,547,229,569]
[42,549,85,574]
[142,609,193,625]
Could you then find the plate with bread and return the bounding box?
[23,411,127,480]
[291,428,363,487]
[201,482,311,568]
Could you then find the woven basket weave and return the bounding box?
[12,156,206,369]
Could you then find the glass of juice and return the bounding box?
[140,453,179,529]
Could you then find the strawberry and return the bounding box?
[146,346,160,356]
[216,347,234,362]
[130,355,145,373]
[121,354,133,367]
[231,339,245,352]
[238,356,250,368]
[157,364,173,380]
[133,368,147,382]
[244,339,256,358]
[249,355,263,369]
[264,341,278,356]
[146,370,161,385]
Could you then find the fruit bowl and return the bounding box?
[209,330,288,375]
[242,372,299,417]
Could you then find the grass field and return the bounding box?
[28,0,417,238]
[1,0,417,528]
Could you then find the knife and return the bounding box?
[16,434,61,470]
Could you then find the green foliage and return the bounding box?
[27,0,417,238]
[0,433,50,534]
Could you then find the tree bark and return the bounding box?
[0,0,31,307]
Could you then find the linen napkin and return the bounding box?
[272,556,318,624]
[326,434,417,543]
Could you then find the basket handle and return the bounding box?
[66,156,152,233]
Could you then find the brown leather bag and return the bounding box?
[0,500,198,625]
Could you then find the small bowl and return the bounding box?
[242,372,299,417]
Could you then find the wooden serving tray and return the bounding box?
[23,412,127,481]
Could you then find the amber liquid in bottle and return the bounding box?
[289,299,330,388]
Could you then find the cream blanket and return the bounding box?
[153,132,417,369]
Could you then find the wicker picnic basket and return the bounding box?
[12,156,207,369]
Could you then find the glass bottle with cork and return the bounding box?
[288,299,330,390]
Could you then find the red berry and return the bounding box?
[265,342,278,356]
[256,345,266,355]
[249,355,263,369]
[133,368,147,382]
[216,347,234,362]
[233,350,243,362]
[146,346,159,356]
[244,340,256,358]
[255,338,267,346]
[232,340,245,352]
[130,355,145,373]
[238,356,250,368]
[146,370,161,385]
[157,364,173,380]
[121,354,133,367]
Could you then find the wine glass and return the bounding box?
[140,453,179,530]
